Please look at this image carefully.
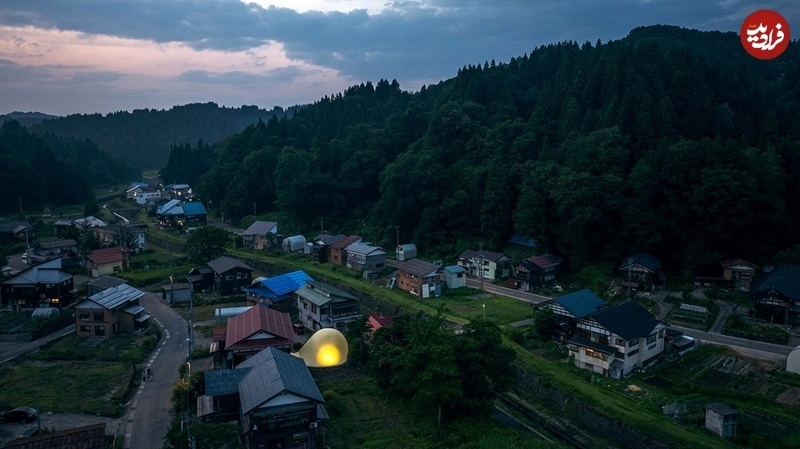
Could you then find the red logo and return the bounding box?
[740,10,790,59]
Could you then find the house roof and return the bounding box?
[752,264,800,300]
[73,216,106,229]
[224,305,295,351]
[312,234,346,246]
[2,259,71,285]
[162,283,191,291]
[345,241,384,256]
[207,256,253,274]
[243,221,278,236]
[398,243,417,252]
[720,258,760,271]
[157,199,183,215]
[555,289,607,319]
[182,201,207,215]
[526,254,563,269]
[86,284,145,310]
[205,368,252,397]
[460,249,509,263]
[588,301,662,341]
[244,270,312,301]
[238,347,324,415]
[368,312,393,331]
[508,234,538,247]
[88,275,127,291]
[619,252,662,272]
[87,246,130,265]
[0,221,30,233]
[398,259,440,277]
[705,402,738,416]
[296,280,358,307]
[444,265,467,274]
[329,235,362,250]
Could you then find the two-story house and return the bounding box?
[242,221,279,250]
[328,235,362,266]
[567,301,666,379]
[86,246,131,278]
[296,280,361,331]
[35,239,78,261]
[345,241,386,272]
[245,270,312,311]
[214,304,296,368]
[751,264,800,326]
[157,199,207,229]
[1,258,74,310]
[458,249,512,281]
[515,253,563,290]
[207,256,253,296]
[619,251,663,291]
[395,259,442,298]
[94,224,148,253]
[309,234,346,263]
[543,289,607,342]
[74,284,149,337]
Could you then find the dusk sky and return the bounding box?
[0,1,797,116]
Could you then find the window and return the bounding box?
[80,325,90,333]
[646,333,658,344]
[94,325,105,337]
[629,338,639,346]
[93,312,104,322]
[79,312,90,322]
[225,275,233,281]
[616,338,625,346]
[237,272,247,279]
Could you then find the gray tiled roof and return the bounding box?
[243,221,278,236]
[205,368,252,397]
[589,301,661,340]
[398,259,440,277]
[460,249,509,263]
[207,256,253,274]
[238,347,324,415]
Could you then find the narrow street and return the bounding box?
[123,292,189,449]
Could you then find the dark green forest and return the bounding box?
[28,102,295,167]
[5,25,800,277]
[177,25,800,275]
[0,120,136,212]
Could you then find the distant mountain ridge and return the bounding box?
[25,102,299,168]
[0,111,60,127]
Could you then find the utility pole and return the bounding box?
[479,243,486,318]
[627,257,633,298]
[395,225,400,249]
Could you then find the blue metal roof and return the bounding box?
[555,289,607,319]
[245,270,312,301]
[205,368,251,397]
[182,201,207,215]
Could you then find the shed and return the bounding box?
[443,265,467,289]
[32,307,59,320]
[282,235,307,252]
[215,306,253,325]
[787,345,800,374]
[162,283,192,304]
[397,243,417,261]
[705,403,738,438]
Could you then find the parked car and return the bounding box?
[2,407,39,423]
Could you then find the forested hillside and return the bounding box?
[28,103,295,167]
[0,120,136,212]
[172,25,800,276]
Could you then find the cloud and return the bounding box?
[0,0,798,114]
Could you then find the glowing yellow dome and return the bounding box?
[292,328,349,368]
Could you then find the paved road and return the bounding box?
[670,324,792,363]
[0,325,76,364]
[465,278,552,304]
[125,292,189,449]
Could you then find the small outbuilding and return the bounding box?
[396,243,417,261]
[282,235,307,252]
[162,283,192,304]
[705,403,738,438]
[443,265,467,289]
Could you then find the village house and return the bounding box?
[35,239,78,261]
[74,284,149,337]
[86,275,127,296]
[207,256,254,296]
[619,251,663,291]
[395,259,442,298]
[296,280,361,332]
[344,241,386,272]
[567,301,666,379]
[1,258,74,310]
[156,199,207,229]
[328,235,362,266]
[751,264,800,326]
[309,234,346,263]
[442,265,467,289]
[543,289,607,342]
[458,249,512,280]
[244,270,312,311]
[242,220,279,250]
[93,223,148,253]
[515,253,563,290]
[212,304,296,368]
[86,246,131,278]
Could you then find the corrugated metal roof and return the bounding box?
[398,259,439,277]
[87,246,130,265]
[460,249,508,263]
[345,241,384,256]
[526,254,563,268]
[589,301,661,340]
[245,271,312,300]
[555,289,606,319]
[297,280,358,308]
[207,256,253,274]
[225,305,295,351]
[88,275,126,291]
[205,368,251,396]
[753,264,800,299]
[243,221,278,236]
[238,347,324,415]
[88,284,145,310]
[619,252,662,272]
[2,259,70,285]
[329,235,361,250]
[182,201,207,215]
[444,265,466,274]
[157,199,182,215]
